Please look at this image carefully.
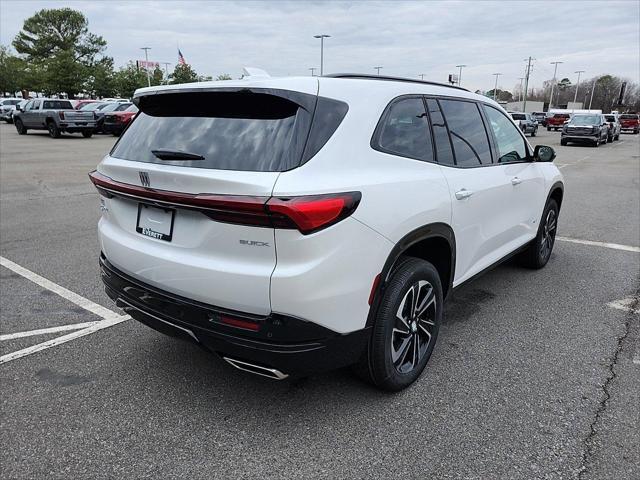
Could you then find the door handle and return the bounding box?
[511,177,523,186]
[455,188,474,200]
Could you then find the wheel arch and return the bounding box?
[547,181,564,210]
[367,223,456,327]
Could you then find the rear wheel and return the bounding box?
[355,257,443,391]
[47,121,61,138]
[82,130,93,138]
[547,126,551,131]
[14,119,27,135]
[519,199,559,269]
[531,127,537,137]
[560,138,567,146]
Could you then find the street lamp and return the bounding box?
[573,70,585,105]
[374,66,383,76]
[313,34,330,76]
[309,67,317,77]
[419,74,425,80]
[455,64,467,87]
[492,73,502,101]
[548,61,563,108]
[140,47,151,87]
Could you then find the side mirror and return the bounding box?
[534,145,556,163]
[15,105,22,112]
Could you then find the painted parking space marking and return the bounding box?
[0,321,101,341]
[0,255,130,365]
[607,297,640,315]
[556,237,640,253]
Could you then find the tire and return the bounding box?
[519,199,559,269]
[554,128,559,131]
[593,139,599,147]
[47,121,61,138]
[14,119,27,135]
[607,134,612,143]
[634,129,639,134]
[82,130,93,138]
[615,134,619,141]
[355,257,443,391]
[531,128,537,137]
[547,126,551,131]
[560,139,567,146]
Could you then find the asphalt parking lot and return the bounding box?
[1,123,638,479]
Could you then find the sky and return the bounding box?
[1,0,639,92]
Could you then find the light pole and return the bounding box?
[455,64,467,87]
[548,61,563,108]
[140,47,151,87]
[492,73,502,101]
[374,66,383,76]
[573,70,585,105]
[517,77,525,102]
[589,77,598,109]
[309,67,316,76]
[313,34,330,76]
[160,62,171,84]
[419,74,425,80]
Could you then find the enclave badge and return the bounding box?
[139,171,150,187]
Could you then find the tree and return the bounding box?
[85,57,117,98]
[114,62,148,98]
[12,8,107,97]
[485,89,513,102]
[216,74,232,81]
[171,63,199,84]
[0,45,28,95]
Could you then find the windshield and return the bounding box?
[98,103,120,112]
[570,115,600,126]
[620,114,638,119]
[80,102,104,111]
[43,100,73,109]
[2,99,21,106]
[511,113,526,120]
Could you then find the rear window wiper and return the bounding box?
[151,149,205,161]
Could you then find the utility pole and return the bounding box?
[573,70,585,105]
[548,61,563,108]
[160,62,171,84]
[313,34,330,76]
[140,47,151,87]
[455,64,467,87]
[419,74,425,80]
[309,67,316,76]
[374,66,383,76]
[517,77,525,102]
[589,77,598,109]
[492,73,502,101]
[522,56,533,112]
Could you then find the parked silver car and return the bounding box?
[603,113,621,142]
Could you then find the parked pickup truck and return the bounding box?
[13,98,97,138]
[546,113,571,131]
[619,114,639,134]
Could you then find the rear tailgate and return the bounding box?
[60,109,94,123]
[95,84,318,315]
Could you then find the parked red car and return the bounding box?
[102,104,139,136]
[546,113,571,131]
[619,114,639,134]
[74,99,102,110]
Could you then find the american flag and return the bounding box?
[178,49,186,65]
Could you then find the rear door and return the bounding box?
[96,87,317,315]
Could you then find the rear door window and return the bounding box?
[111,91,317,172]
[439,99,493,166]
[426,99,455,166]
[374,97,433,162]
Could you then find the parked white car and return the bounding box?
[90,73,564,390]
[0,98,23,123]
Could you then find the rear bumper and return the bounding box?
[99,254,370,376]
[103,124,124,134]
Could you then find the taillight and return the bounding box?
[58,111,65,120]
[88,171,360,234]
[267,192,361,234]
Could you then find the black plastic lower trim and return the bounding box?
[100,255,370,375]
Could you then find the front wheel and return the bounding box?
[519,199,559,269]
[355,257,443,391]
[560,138,567,146]
[14,119,27,135]
[82,130,93,138]
[547,126,551,131]
[531,128,537,137]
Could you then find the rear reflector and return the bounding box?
[219,315,261,332]
[89,171,360,234]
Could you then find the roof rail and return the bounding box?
[324,73,469,92]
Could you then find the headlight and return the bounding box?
[591,126,599,134]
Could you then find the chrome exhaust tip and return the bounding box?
[223,357,289,380]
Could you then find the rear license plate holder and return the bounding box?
[136,204,175,242]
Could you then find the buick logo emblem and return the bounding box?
[139,171,150,187]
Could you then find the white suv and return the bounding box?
[90,74,563,391]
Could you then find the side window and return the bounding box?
[375,97,433,162]
[439,100,493,166]
[32,100,41,110]
[426,99,455,166]
[483,105,528,163]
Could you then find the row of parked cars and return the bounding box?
[1,97,138,138]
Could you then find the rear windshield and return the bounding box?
[604,115,615,121]
[80,103,105,111]
[511,113,526,120]
[554,114,570,119]
[111,90,345,172]
[43,100,73,109]
[620,114,638,119]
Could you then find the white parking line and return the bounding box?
[556,236,640,253]
[607,298,640,315]
[0,322,100,341]
[557,155,590,169]
[0,255,130,365]
[0,316,128,365]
